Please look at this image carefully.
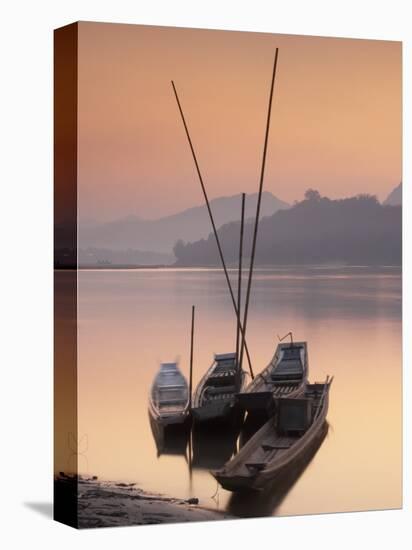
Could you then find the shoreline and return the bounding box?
[57,476,235,528]
[55,264,402,271]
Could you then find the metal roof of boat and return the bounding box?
[160,362,179,370]
[278,341,306,349]
[214,352,236,361]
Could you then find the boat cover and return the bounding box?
[271,345,303,381]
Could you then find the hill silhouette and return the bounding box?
[173,190,401,266]
[78,191,289,254]
[383,182,402,206]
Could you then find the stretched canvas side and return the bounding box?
[54,22,79,528]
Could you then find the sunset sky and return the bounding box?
[77,22,401,222]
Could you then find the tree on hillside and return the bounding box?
[304,189,322,202]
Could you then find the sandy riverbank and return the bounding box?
[57,476,235,528]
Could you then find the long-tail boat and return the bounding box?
[149,306,195,445]
[171,49,333,494]
[212,377,333,491]
[237,338,308,418]
[192,352,247,426]
[148,362,191,444]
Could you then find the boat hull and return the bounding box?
[215,419,328,492]
[192,400,243,428]
[237,342,309,421]
[192,354,247,427]
[213,380,332,492]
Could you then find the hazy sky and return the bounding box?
[77,22,401,221]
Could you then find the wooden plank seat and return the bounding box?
[205,385,236,396]
[209,370,236,382]
[206,394,233,401]
[158,398,187,406]
[261,442,291,451]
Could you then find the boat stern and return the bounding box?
[211,469,260,492]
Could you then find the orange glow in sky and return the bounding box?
[77,23,401,221]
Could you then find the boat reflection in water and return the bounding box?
[227,421,329,517]
[148,417,242,477]
[149,414,191,459]
[148,406,327,518]
[191,423,242,471]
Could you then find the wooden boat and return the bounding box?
[192,352,247,426]
[148,362,191,444]
[212,376,333,491]
[227,421,329,517]
[236,340,308,418]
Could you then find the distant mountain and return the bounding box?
[78,192,289,254]
[174,191,401,267]
[383,183,402,206]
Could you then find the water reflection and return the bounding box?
[148,418,241,471]
[77,266,402,516]
[147,413,330,517]
[148,414,191,458]
[191,424,241,470]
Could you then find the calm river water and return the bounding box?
[75,266,402,517]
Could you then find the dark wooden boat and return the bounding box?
[227,421,329,517]
[148,362,191,444]
[192,353,247,426]
[212,376,333,491]
[236,340,308,418]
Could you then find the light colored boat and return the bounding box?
[192,353,247,425]
[148,362,190,443]
[213,376,333,491]
[236,341,308,417]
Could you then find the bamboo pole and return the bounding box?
[189,305,195,411]
[235,193,246,375]
[239,49,279,373]
[171,81,254,378]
